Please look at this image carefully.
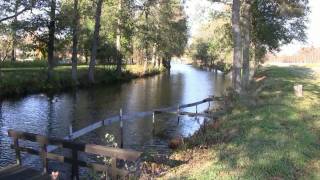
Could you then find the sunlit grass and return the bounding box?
[162,65,320,179]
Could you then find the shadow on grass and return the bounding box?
[212,66,320,179]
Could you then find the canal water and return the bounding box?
[0,63,230,169]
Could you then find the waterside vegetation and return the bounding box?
[0,62,163,99]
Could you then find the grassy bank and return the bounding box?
[0,64,163,99]
[162,65,320,179]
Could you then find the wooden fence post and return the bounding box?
[13,137,21,165]
[40,144,48,174]
[152,112,155,135]
[69,124,73,139]
[294,84,303,97]
[196,105,198,114]
[71,148,79,180]
[111,157,117,180]
[177,105,180,124]
[120,109,123,148]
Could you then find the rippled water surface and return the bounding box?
[0,64,230,168]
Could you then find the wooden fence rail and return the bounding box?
[154,96,223,115]
[8,129,141,180]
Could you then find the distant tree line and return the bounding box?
[267,47,320,64]
[0,0,188,83]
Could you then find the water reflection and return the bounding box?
[0,64,230,167]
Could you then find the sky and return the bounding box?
[279,0,320,55]
[185,0,320,55]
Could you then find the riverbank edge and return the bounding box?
[157,65,320,179]
[191,61,232,74]
[0,66,165,100]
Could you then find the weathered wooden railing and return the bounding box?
[8,129,142,180]
[152,96,224,133]
[65,96,223,150]
[154,96,223,118]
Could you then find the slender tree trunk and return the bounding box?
[47,0,56,80]
[71,0,80,84]
[151,44,157,67]
[143,9,150,73]
[241,0,251,91]
[156,55,160,68]
[88,0,103,83]
[116,0,122,74]
[11,0,20,62]
[143,49,148,73]
[85,50,89,64]
[253,42,261,74]
[232,0,242,93]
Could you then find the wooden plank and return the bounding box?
[10,134,141,161]
[10,145,130,177]
[10,145,39,155]
[85,144,141,161]
[179,98,212,109]
[8,130,86,151]
[154,109,226,119]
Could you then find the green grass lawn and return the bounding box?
[162,65,320,179]
[0,64,163,98]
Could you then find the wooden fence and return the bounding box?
[4,96,224,179]
[8,129,141,180]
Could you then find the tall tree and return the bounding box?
[11,0,20,62]
[116,0,122,74]
[71,0,80,84]
[88,0,103,83]
[47,0,56,80]
[231,0,241,93]
[251,0,309,65]
[241,0,251,91]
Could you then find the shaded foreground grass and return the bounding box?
[162,66,320,179]
[0,64,163,99]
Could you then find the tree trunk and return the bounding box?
[156,55,160,68]
[47,0,56,80]
[241,0,251,92]
[116,0,122,74]
[151,44,157,67]
[88,0,103,83]
[71,0,80,84]
[232,0,242,93]
[143,49,148,73]
[143,9,150,73]
[11,0,20,62]
[85,50,89,64]
[253,42,261,74]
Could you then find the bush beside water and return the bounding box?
[0,62,163,99]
